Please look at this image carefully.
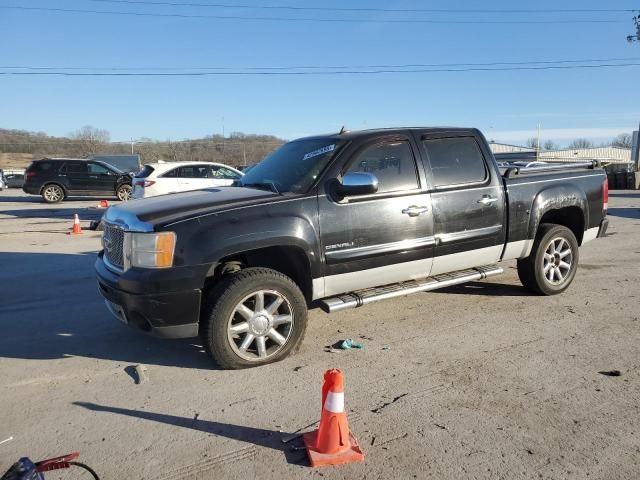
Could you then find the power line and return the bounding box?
[84,0,636,14]
[2,63,640,76]
[0,5,626,23]
[3,57,640,71]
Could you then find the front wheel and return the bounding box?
[517,223,579,295]
[116,184,132,201]
[201,267,308,369]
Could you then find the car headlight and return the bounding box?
[124,231,176,270]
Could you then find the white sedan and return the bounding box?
[132,161,244,199]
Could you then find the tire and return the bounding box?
[201,267,308,369]
[41,184,65,203]
[116,184,132,201]
[517,223,579,296]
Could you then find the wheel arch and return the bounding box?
[204,243,315,304]
[40,182,68,198]
[528,184,588,244]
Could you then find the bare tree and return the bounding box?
[70,125,111,156]
[525,137,540,150]
[543,140,559,151]
[611,133,632,149]
[567,138,594,149]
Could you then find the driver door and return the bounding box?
[317,135,434,297]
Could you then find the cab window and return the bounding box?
[422,137,488,187]
[345,141,419,193]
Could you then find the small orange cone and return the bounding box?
[98,199,109,208]
[69,213,82,235]
[303,369,364,467]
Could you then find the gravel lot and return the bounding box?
[1,189,639,479]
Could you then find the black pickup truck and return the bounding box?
[95,128,608,369]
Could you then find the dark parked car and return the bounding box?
[4,173,25,188]
[23,158,133,203]
[96,127,608,369]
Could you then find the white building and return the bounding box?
[488,142,632,165]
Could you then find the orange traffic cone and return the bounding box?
[69,214,82,235]
[98,199,109,208]
[303,369,364,467]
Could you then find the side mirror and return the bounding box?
[335,172,378,197]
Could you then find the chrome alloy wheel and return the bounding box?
[542,236,574,285]
[43,185,63,202]
[227,290,294,361]
[117,185,132,201]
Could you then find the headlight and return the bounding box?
[124,231,176,270]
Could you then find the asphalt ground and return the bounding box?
[1,188,639,479]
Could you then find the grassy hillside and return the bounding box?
[0,128,285,171]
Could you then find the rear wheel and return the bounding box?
[517,223,579,295]
[116,184,132,201]
[201,267,308,369]
[42,184,64,203]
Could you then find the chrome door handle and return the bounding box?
[477,195,498,205]
[402,205,429,217]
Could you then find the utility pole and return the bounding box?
[221,116,225,161]
[130,138,134,154]
[537,123,541,159]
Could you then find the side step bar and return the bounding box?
[319,265,503,313]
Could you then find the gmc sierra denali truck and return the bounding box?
[95,128,609,369]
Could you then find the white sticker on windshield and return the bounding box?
[302,144,335,161]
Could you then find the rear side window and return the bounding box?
[422,137,487,187]
[29,161,55,173]
[178,165,209,178]
[62,162,88,174]
[162,167,179,178]
[345,141,419,193]
[136,165,155,178]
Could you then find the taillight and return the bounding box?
[134,180,155,187]
[25,171,36,180]
[602,178,608,211]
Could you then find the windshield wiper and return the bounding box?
[241,182,281,195]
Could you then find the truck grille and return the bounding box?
[102,223,125,269]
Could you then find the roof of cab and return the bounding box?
[294,127,481,143]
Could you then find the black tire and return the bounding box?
[41,183,65,203]
[517,223,579,296]
[201,267,308,369]
[116,184,132,201]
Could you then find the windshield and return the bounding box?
[239,138,345,193]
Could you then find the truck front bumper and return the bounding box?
[95,253,203,339]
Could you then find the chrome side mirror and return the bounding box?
[336,172,378,197]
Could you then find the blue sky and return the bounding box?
[1,0,639,145]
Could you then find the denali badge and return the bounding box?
[325,242,354,251]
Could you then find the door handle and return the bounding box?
[477,195,498,205]
[402,205,429,217]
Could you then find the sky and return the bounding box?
[1,0,639,145]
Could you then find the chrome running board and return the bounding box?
[319,265,503,313]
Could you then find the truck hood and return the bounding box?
[105,187,279,227]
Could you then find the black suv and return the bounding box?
[23,158,133,203]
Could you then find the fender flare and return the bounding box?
[528,184,588,239]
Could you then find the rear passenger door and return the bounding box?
[417,133,506,275]
[61,162,90,193]
[318,135,434,297]
[177,164,211,191]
